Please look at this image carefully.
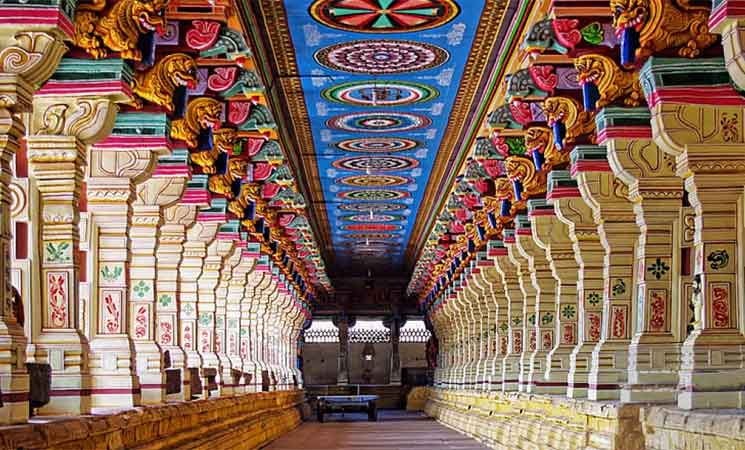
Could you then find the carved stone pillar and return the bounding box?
[212,233,242,397]
[226,244,258,394]
[241,257,267,392]
[711,1,745,90]
[246,260,271,390]
[571,146,638,401]
[527,199,579,395]
[156,183,206,402]
[28,60,129,414]
[641,57,745,409]
[180,217,220,397]
[490,239,523,392]
[514,215,559,394]
[0,28,68,422]
[86,111,164,409]
[598,107,685,403]
[472,253,502,389]
[548,171,604,399]
[503,230,534,392]
[335,314,351,386]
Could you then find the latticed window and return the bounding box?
[304,320,339,343]
[401,320,431,343]
[349,320,390,343]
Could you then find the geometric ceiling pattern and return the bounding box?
[284,0,486,271]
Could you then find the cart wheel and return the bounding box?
[368,402,377,422]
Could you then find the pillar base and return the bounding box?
[501,355,521,392]
[32,332,92,415]
[588,341,630,401]
[567,344,595,399]
[89,336,140,410]
[134,341,165,405]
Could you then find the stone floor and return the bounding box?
[263,410,489,450]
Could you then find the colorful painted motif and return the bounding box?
[183,323,194,350]
[337,174,413,187]
[310,0,460,33]
[315,40,449,74]
[337,189,409,200]
[327,112,431,133]
[710,283,731,328]
[102,290,123,334]
[339,202,407,212]
[323,80,438,106]
[648,289,667,332]
[340,213,404,222]
[611,305,627,339]
[134,304,149,339]
[47,272,69,328]
[159,318,174,345]
[586,312,601,341]
[332,155,419,172]
[334,138,420,153]
[562,323,575,345]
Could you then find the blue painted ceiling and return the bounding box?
[284,0,485,272]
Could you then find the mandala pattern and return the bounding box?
[332,155,419,172]
[343,224,403,232]
[337,174,413,187]
[323,80,439,107]
[310,0,460,33]
[315,40,449,74]
[334,137,420,153]
[327,112,430,133]
[340,214,403,222]
[337,189,410,201]
[344,233,399,240]
[338,203,407,212]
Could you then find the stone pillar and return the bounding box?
[503,229,534,392]
[28,60,130,414]
[241,258,267,392]
[641,57,745,409]
[548,171,604,399]
[571,145,638,401]
[226,244,257,394]
[711,0,745,90]
[127,118,184,406]
[598,107,685,403]
[477,254,506,389]
[213,236,242,396]
[0,28,68,422]
[515,215,560,394]
[180,217,221,397]
[335,314,351,385]
[527,199,579,395]
[490,239,523,392]
[388,315,402,385]
[157,193,203,402]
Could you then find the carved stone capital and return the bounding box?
[30,97,119,145]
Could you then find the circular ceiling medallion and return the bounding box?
[314,40,449,74]
[342,239,400,247]
[338,202,407,212]
[334,137,420,153]
[344,233,398,240]
[340,214,403,223]
[327,112,430,133]
[337,174,413,187]
[337,189,410,201]
[309,0,460,33]
[322,81,439,107]
[332,155,419,172]
[343,224,403,232]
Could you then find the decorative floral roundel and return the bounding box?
[327,112,430,133]
[337,174,413,187]
[334,137,421,153]
[337,189,410,201]
[343,224,403,232]
[315,40,449,74]
[323,80,439,107]
[310,0,460,33]
[332,155,419,172]
[338,202,407,212]
[340,213,403,222]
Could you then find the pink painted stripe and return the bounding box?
[528,209,555,217]
[596,126,652,144]
[547,187,581,199]
[488,248,507,257]
[504,236,516,243]
[95,136,169,148]
[709,2,745,28]
[37,80,133,98]
[477,260,494,267]
[255,264,270,271]
[153,166,191,177]
[647,86,745,108]
[516,228,532,236]
[242,250,260,258]
[197,213,227,222]
[0,9,74,37]
[217,232,239,241]
[181,190,210,204]
[571,161,611,177]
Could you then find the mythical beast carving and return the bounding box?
[75,0,167,61]
[132,53,198,112]
[575,54,643,110]
[543,96,596,149]
[171,97,223,148]
[611,0,716,65]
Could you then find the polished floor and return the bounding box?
[263,410,489,450]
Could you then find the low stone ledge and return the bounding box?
[642,407,745,450]
[0,390,304,450]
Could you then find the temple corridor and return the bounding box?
[2,0,745,449]
[264,411,489,450]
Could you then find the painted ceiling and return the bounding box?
[280,0,487,272]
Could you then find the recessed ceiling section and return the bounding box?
[281,0,486,271]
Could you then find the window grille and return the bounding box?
[304,320,339,343]
[401,320,431,343]
[349,320,390,343]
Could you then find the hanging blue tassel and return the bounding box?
[621,27,640,68]
[512,179,523,201]
[532,150,545,171]
[552,120,566,150]
[582,82,601,111]
[500,199,511,217]
[173,85,187,119]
